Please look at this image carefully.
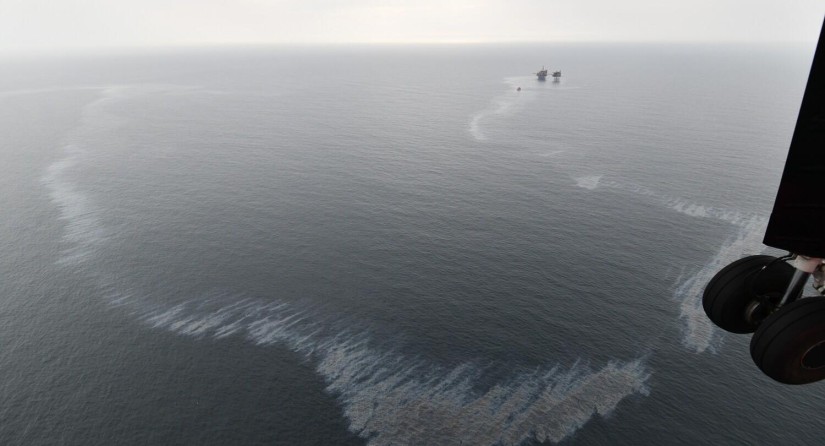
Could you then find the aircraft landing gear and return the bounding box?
[750,296,825,384]
[702,255,795,333]
[703,254,825,384]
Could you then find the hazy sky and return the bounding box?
[1,0,823,52]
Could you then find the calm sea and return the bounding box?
[0,43,821,445]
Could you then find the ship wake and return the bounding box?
[469,77,529,142]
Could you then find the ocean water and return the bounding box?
[0,43,822,445]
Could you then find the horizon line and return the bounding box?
[0,38,816,58]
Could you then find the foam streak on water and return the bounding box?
[573,174,753,226]
[145,298,651,446]
[469,77,527,141]
[43,87,652,445]
[573,174,770,352]
[574,175,602,190]
[673,216,768,353]
[41,87,128,264]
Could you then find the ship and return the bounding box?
[552,70,562,79]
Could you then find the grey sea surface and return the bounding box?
[0,43,822,445]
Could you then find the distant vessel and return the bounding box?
[552,71,562,79]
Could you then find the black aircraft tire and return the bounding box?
[702,255,794,334]
[750,297,825,385]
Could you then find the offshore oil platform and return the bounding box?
[536,66,562,81]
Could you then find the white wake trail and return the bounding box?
[147,299,651,446]
[42,87,130,265]
[573,175,755,226]
[674,216,768,353]
[469,77,528,142]
[573,174,770,353]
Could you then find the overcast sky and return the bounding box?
[1,0,823,52]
